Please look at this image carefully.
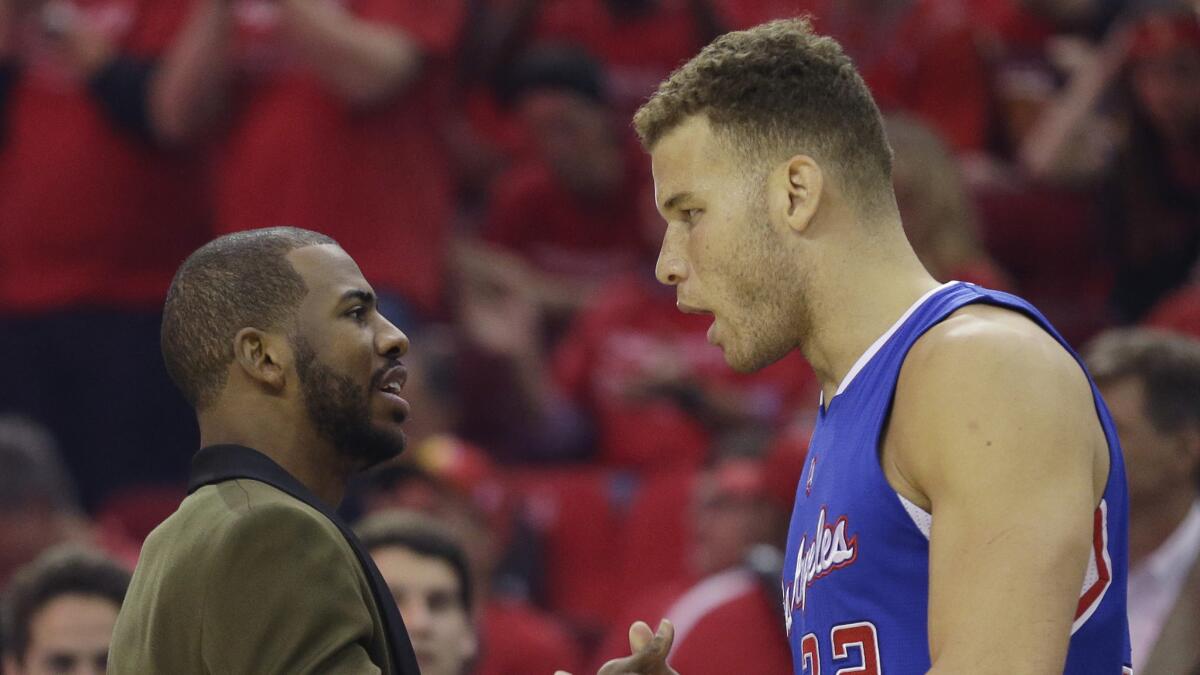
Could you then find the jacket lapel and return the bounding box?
[189,444,422,675]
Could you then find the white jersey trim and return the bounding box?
[834,281,959,397]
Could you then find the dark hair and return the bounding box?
[0,415,80,514]
[496,43,609,107]
[1,546,131,664]
[633,18,893,213]
[1085,328,1200,434]
[161,227,337,409]
[356,510,474,612]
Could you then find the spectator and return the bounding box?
[358,511,479,675]
[357,451,585,675]
[464,46,653,323]
[0,545,131,675]
[469,0,725,117]
[155,0,466,324]
[590,459,793,674]
[0,0,207,508]
[0,416,91,588]
[886,114,1012,289]
[1085,328,1200,674]
[1103,12,1200,321]
[1011,11,1200,321]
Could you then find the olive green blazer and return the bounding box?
[108,445,419,675]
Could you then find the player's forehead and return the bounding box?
[287,244,374,306]
[651,115,730,211]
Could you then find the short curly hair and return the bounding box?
[633,18,893,212]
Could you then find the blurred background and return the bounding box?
[1,0,1198,673]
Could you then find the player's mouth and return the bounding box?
[373,364,409,419]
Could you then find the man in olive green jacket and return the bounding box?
[109,228,420,674]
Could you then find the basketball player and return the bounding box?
[625,18,1131,675]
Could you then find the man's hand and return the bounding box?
[557,620,679,675]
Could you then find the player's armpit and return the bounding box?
[200,503,383,674]
[890,314,1105,675]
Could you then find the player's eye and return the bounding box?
[346,306,368,322]
[683,208,703,222]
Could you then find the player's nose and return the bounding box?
[377,316,409,359]
[655,230,689,286]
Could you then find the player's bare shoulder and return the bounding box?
[884,303,1108,509]
[902,303,1092,408]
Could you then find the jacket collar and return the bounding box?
[188,444,422,675]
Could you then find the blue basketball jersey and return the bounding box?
[781,282,1132,674]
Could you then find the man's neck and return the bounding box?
[198,409,353,508]
[801,242,940,404]
[1129,489,1198,567]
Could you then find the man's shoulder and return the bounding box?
[900,302,1088,408]
[143,479,345,565]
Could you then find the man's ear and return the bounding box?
[769,154,823,234]
[231,327,291,394]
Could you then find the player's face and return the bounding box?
[11,594,117,675]
[286,245,410,468]
[373,546,476,675]
[651,115,806,372]
[1100,375,1200,508]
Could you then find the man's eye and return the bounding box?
[347,307,367,321]
[683,208,702,221]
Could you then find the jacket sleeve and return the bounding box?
[200,502,384,675]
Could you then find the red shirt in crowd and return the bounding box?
[490,0,720,117]
[589,569,792,674]
[213,0,464,315]
[482,153,651,284]
[0,0,208,313]
[554,274,818,470]
[478,598,584,675]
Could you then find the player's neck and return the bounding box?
[1128,488,1198,567]
[802,241,939,405]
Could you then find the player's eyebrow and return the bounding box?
[660,191,694,213]
[338,289,376,308]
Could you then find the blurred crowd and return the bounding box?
[1,0,1199,672]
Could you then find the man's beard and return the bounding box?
[292,337,405,469]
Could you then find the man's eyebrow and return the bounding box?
[339,289,376,306]
[660,191,694,212]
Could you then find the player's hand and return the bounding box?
[556,620,679,675]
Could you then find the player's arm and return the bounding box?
[200,502,383,674]
[888,312,1104,675]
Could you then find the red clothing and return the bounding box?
[590,569,793,675]
[482,156,651,283]
[0,0,207,312]
[213,0,463,314]
[495,0,720,117]
[478,599,584,675]
[554,274,818,469]
[727,0,989,152]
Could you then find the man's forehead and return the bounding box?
[287,244,372,299]
[651,116,720,208]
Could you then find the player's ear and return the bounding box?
[232,327,292,394]
[771,154,823,234]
